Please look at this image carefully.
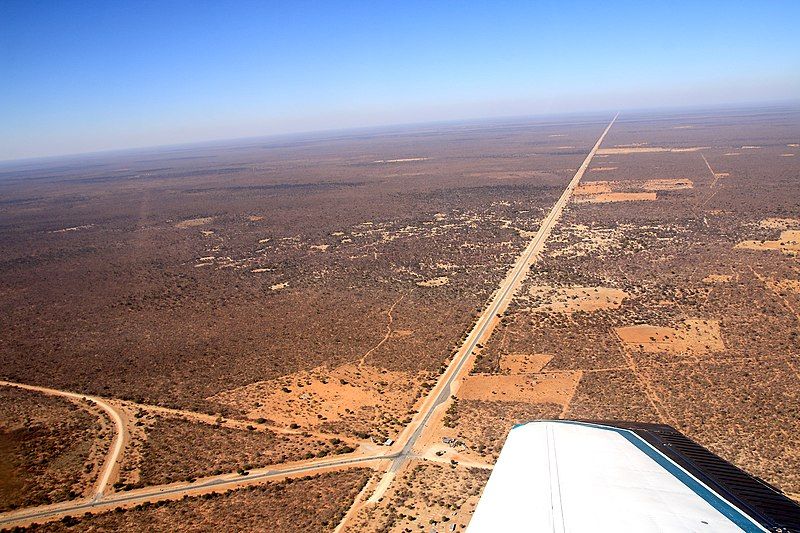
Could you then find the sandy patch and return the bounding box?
[596,146,707,155]
[781,153,796,157]
[248,215,264,221]
[348,462,489,532]
[372,157,428,164]
[389,329,413,339]
[499,354,553,374]
[574,181,613,196]
[208,364,424,430]
[590,166,618,172]
[615,319,724,356]
[467,171,543,180]
[458,372,581,405]
[175,217,214,229]
[251,268,269,273]
[759,218,800,230]
[270,282,289,290]
[574,192,657,203]
[724,152,741,156]
[736,230,800,255]
[766,278,800,295]
[702,274,733,283]
[49,224,94,234]
[573,179,690,204]
[310,244,330,252]
[527,285,628,313]
[416,276,449,287]
[640,178,693,191]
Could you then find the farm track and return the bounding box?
[0,380,127,500]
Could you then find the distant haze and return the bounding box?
[2,0,799,161]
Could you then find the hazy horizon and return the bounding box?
[3,0,799,161]
[2,100,798,167]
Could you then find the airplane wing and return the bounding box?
[468,420,800,532]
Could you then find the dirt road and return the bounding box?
[0,380,127,499]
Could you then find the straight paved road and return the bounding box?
[0,452,393,526]
[362,112,619,501]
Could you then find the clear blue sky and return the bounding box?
[2,0,798,161]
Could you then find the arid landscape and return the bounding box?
[1,106,799,530]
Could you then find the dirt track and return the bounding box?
[0,380,127,500]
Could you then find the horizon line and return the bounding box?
[2,98,798,167]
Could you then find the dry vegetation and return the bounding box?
[347,463,490,532]
[0,387,109,511]
[1,107,798,527]
[129,416,350,487]
[0,115,596,526]
[209,364,429,442]
[445,400,562,460]
[20,470,371,532]
[461,105,800,501]
[573,177,692,204]
[457,372,580,405]
[0,118,596,415]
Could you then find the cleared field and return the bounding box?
[573,178,693,203]
[615,319,725,356]
[208,364,427,441]
[458,372,581,404]
[527,285,628,313]
[736,229,800,254]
